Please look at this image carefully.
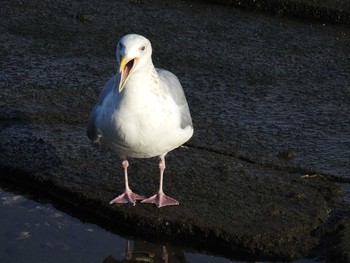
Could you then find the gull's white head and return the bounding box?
[116,34,153,92]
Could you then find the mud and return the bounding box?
[0,0,350,261]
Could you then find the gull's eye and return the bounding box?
[140,45,146,51]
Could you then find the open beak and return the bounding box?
[118,56,139,92]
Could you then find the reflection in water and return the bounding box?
[103,240,178,263]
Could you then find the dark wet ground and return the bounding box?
[1,0,350,262]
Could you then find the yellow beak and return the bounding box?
[119,56,129,73]
[118,56,138,93]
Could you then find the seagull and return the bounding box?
[87,34,193,208]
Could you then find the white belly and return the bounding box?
[97,85,193,158]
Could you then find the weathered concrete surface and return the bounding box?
[0,0,349,261]
[205,0,350,25]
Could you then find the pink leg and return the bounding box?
[142,155,179,208]
[110,159,145,206]
[162,246,168,263]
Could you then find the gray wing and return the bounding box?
[87,75,118,142]
[156,68,193,129]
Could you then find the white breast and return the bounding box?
[96,70,192,158]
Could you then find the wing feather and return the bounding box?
[87,75,118,142]
[157,68,193,129]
